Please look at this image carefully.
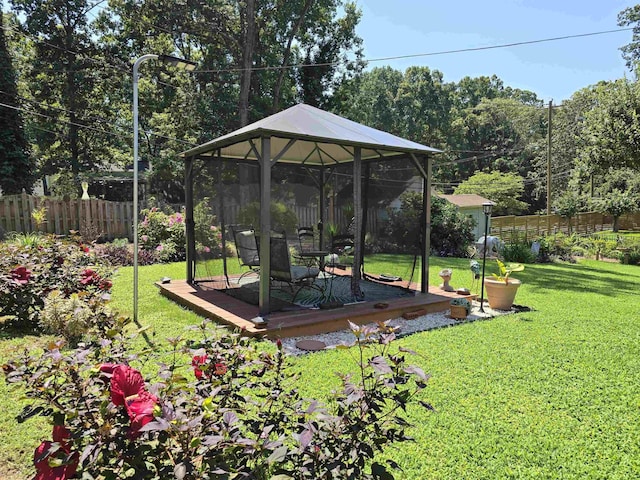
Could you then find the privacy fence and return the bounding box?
[0,194,134,240]
[490,211,640,242]
[0,194,383,241]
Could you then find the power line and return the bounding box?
[192,27,634,74]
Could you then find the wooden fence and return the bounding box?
[0,194,384,241]
[490,211,640,242]
[0,194,134,240]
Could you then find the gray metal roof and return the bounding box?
[181,103,441,165]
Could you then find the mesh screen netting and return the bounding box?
[191,157,425,311]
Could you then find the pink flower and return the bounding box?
[141,235,149,243]
[214,363,227,376]
[33,426,78,480]
[141,217,149,227]
[10,266,31,284]
[210,225,217,231]
[156,245,164,252]
[203,246,211,253]
[109,365,146,406]
[126,390,158,438]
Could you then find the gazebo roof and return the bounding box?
[181,103,441,165]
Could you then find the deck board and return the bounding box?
[156,274,473,339]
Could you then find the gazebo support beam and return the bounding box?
[351,147,363,299]
[258,136,272,316]
[185,155,196,284]
[421,155,432,293]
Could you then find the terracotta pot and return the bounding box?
[483,277,522,310]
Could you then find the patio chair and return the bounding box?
[230,224,260,282]
[270,231,322,303]
[294,226,319,267]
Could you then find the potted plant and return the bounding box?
[484,260,524,310]
[450,297,471,320]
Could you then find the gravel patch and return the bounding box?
[279,300,515,356]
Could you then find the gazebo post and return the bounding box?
[258,136,272,316]
[421,155,432,293]
[351,147,362,299]
[318,167,325,249]
[185,155,195,284]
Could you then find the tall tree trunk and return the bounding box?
[64,24,80,189]
[272,0,315,113]
[239,0,256,127]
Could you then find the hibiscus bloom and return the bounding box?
[192,354,208,380]
[126,390,158,438]
[109,365,146,406]
[33,426,78,480]
[79,269,100,286]
[10,266,31,284]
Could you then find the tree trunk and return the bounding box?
[239,0,256,127]
[272,0,315,113]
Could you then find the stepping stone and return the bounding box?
[295,339,327,351]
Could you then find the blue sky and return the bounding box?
[355,1,638,102]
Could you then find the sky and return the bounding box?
[354,0,638,102]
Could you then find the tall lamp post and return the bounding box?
[133,54,196,324]
[479,202,494,313]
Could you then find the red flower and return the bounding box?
[192,354,227,379]
[99,278,112,291]
[192,354,208,379]
[10,266,31,285]
[79,269,100,286]
[126,390,158,438]
[109,365,145,406]
[79,244,90,253]
[33,426,78,480]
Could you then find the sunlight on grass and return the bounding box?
[2,256,640,478]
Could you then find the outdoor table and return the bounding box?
[297,250,329,271]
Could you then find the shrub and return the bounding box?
[502,233,536,264]
[237,201,298,234]
[39,291,125,345]
[138,207,186,262]
[5,320,432,479]
[383,193,474,257]
[621,246,640,265]
[0,235,113,329]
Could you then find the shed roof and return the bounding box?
[181,103,440,165]
[439,194,493,208]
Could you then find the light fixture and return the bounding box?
[158,54,197,72]
[479,202,494,313]
[132,53,196,324]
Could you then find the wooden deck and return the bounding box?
[157,273,473,339]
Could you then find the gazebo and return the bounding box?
[181,104,441,317]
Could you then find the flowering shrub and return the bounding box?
[0,235,114,328]
[138,207,186,262]
[5,320,432,479]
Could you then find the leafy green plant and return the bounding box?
[0,235,113,328]
[492,259,524,284]
[450,297,471,315]
[5,320,432,480]
[138,207,186,262]
[502,232,536,263]
[237,201,298,234]
[31,206,48,231]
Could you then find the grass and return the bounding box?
[2,256,640,478]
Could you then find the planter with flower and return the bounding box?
[484,259,525,310]
[450,297,471,320]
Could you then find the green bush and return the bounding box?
[237,201,298,234]
[383,193,474,257]
[5,320,432,479]
[502,233,536,263]
[138,207,186,262]
[0,235,113,328]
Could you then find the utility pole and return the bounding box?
[546,100,552,215]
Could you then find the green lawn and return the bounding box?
[2,256,640,479]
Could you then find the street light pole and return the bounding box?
[479,202,494,313]
[132,54,196,324]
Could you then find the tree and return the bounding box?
[0,5,36,194]
[578,79,640,174]
[593,189,639,232]
[618,5,640,71]
[553,191,588,233]
[454,170,528,216]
